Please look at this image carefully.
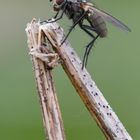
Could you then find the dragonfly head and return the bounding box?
[50,0,66,11]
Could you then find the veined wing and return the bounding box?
[87,5,131,32]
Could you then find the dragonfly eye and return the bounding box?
[55,0,65,5]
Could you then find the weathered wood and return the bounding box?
[26,19,66,140]
[38,21,133,140]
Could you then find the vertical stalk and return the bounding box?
[26,19,66,140]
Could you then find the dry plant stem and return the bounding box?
[26,19,66,140]
[37,21,133,140]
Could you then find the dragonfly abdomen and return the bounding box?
[89,14,107,38]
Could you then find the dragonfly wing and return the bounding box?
[88,6,131,32]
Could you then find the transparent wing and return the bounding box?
[88,6,131,32]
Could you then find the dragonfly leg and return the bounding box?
[61,12,87,45]
[40,2,67,24]
[47,2,67,23]
[78,22,99,69]
[84,34,99,69]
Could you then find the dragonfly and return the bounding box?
[47,0,131,69]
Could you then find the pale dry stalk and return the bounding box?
[26,19,66,140]
[26,19,132,140]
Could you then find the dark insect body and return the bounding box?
[48,0,131,69]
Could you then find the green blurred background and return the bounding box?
[0,0,139,139]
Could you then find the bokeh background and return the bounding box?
[0,0,139,139]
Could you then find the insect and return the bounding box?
[48,0,131,69]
